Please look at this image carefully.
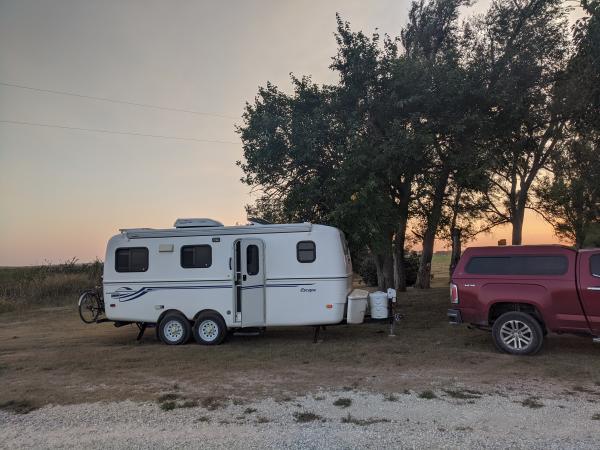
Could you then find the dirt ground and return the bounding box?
[1,285,600,411]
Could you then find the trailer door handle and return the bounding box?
[588,286,600,291]
[229,258,232,270]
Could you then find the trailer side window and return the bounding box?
[297,241,316,263]
[247,245,259,275]
[181,245,212,269]
[115,247,149,272]
[591,254,600,277]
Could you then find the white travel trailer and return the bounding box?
[101,218,371,345]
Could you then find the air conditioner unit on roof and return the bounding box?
[174,218,224,228]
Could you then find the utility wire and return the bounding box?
[0,81,238,120]
[0,119,240,145]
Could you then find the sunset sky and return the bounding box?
[0,0,576,266]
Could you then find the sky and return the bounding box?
[0,0,579,266]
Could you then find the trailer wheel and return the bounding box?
[158,313,191,345]
[492,312,544,355]
[193,312,226,345]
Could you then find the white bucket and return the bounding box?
[369,291,389,319]
[347,289,369,324]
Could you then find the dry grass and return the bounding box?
[293,411,322,423]
[521,397,544,409]
[341,413,390,426]
[418,390,438,400]
[1,255,600,409]
[0,260,102,313]
[0,400,37,414]
[333,398,352,408]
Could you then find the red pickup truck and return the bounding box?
[448,245,600,355]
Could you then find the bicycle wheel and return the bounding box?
[78,291,101,324]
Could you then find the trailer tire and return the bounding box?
[193,312,227,345]
[492,312,544,355]
[158,313,191,345]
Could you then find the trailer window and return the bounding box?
[246,245,259,275]
[591,254,600,277]
[115,247,148,272]
[465,255,568,275]
[181,245,212,269]
[297,241,316,263]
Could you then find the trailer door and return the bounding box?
[578,251,600,334]
[237,239,266,327]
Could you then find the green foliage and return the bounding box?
[236,0,592,287]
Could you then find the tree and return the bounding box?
[466,0,570,244]
[535,139,600,247]
[397,0,487,288]
[534,1,600,247]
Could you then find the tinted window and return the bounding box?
[465,255,568,275]
[247,245,259,275]
[591,254,600,277]
[115,247,148,272]
[181,245,212,268]
[297,241,316,263]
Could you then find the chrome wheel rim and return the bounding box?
[500,320,533,350]
[163,320,184,342]
[199,320,219,342]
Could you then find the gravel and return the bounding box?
[1,389,599,449]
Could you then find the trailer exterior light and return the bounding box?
[326,304,333,309]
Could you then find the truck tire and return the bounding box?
[158,313,191,345]
[193,312,227,345]
[492,312,544,355]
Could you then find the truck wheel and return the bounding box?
[193,312,227,345]
[492,312,544,355]
[158,313,191,345]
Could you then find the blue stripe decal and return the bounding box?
[108,283,314,302]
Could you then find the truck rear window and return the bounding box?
[591,254,600,277]
[465,255,568,276]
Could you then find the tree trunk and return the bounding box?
[393,180,412,292]
[449,228,461,277]
[373,237,394,291]
[374,254,386,291]
[416,168,451,289]
[511,198,526,245]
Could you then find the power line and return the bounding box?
[0,81,238,120]
[0,119,240,145]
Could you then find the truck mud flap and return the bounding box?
[447,309,462,324]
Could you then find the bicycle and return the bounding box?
[78,286,105,324]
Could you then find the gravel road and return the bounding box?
[1,389,599,449]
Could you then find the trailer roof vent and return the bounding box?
[174,218,224,228]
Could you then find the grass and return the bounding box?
[333,397,352,408]
[384,393,399,402]
[159,401,177,411]
[201,396,227,411]
[157,393,180,402]
[443,388,483,400]
[341,413,390,426]
[293,411,322,423]
[0,400,37,414]
[521,397,544,409]
[418,390,437,400]
[0,260,102,313]
[157,392,197,411]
